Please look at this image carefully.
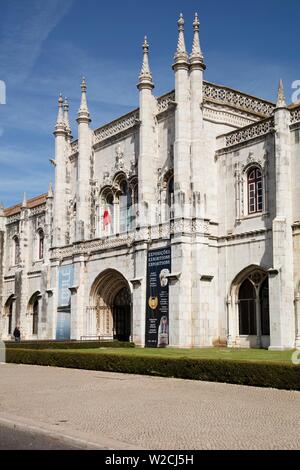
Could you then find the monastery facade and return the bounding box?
[1,14,300,350]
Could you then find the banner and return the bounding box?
[56,310,71,341]
[145,247,171,348]
[58,265,74,308]
[56,265,74,340]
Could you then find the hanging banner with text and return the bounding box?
[145,247,171,348]
[56,265,74,340]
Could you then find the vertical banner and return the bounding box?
[58,265,74,308]
[56,265,74,340]
[145,247,171,348]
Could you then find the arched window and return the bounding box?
[13,236,20,266]
[38,230,44,260]
[129,181,138,229]
[248,167,263,214]
[32,299,39,335]
[8,302,13,335]
[5,296,14,335]
[260,278,270,336]
[167,176,174,219]
[119,180,132,233]
[102,192,114,236]
[239,279,257,335]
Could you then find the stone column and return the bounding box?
[53,96,67,247]
[131,239,148,347]
[169,235,193,348]
[137,38,158,228]
[269,82,295,350]
[76,79,92,242]
[173,16,191,215]
[70,254,87,340]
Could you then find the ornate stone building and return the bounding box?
[1,14,299,350]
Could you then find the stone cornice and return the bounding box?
[50,219,212,261]
[203,81,275,118]
[67,82,275,155]
[216,117,275,155]
[217,228,271,243]
[203,104,256,128]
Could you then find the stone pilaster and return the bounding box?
[76,79,92,241]
[190,13,206,199]
[131,242,148,347]
[137,38,158,227]
[173,15,191,216]
[53,95,68,247]
[269,82,295,350]
[70,254,87,340]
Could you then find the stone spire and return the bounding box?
[77,77,91,123]
[63,97,72,138]
[174,13,189,66]
[22,192,27,208]
[276,79,287,108]
[138,36,154,89]
[55,94,65,133]
[190,13,206,69]
[47,181,54,199]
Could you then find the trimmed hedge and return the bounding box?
[4,340,134,350]
[6,348,300,391]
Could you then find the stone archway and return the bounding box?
[228,266,270,348]
[27,292,41,337]
[88,269,132,341]
[3,295,15,337]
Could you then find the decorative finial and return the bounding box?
[138,36,154,89]
[190,13,205,68]
[81,77,87,92]
[77,77,91,123]
[63,97,72,137]
[276,79,287,108]
[54,94,66,133]
[47,181,54,199]
[174,13,189,65]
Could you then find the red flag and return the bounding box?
[103,209,111,227]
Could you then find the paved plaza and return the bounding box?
[0,364,299,450]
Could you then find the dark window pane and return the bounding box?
[260,279,270,335]
[239,279,257,335]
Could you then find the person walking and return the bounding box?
[13,326,21,343]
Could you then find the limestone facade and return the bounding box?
[0,15,299,350]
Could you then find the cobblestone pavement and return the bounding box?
[0,364,299,450]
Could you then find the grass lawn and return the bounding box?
[54,347,296,364]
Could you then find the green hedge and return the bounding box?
[6,348,300,391]
[4,340,134,350]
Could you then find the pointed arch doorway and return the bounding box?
[229,267,270,348]
[89,269,132,342]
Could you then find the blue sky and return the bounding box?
[0,0,299,207]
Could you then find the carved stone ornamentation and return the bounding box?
[225,118,275,148]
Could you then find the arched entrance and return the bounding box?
[229,267,270,348]
[113,287,131,342]
[89,269,132,342]
[4,295,15,337]
[27,292,41,337]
